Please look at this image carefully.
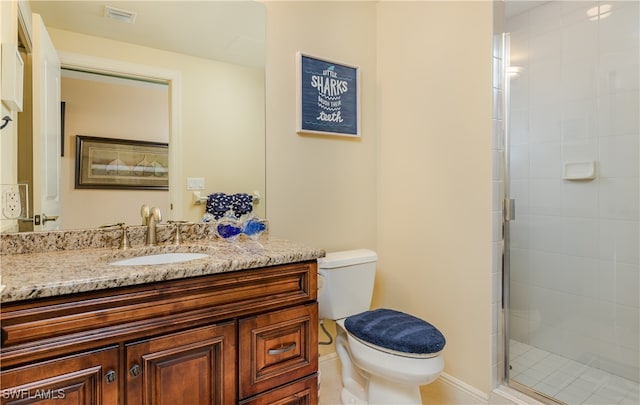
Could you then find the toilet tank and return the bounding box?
[317,249,377,320]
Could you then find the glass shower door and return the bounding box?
[504,1,639,404]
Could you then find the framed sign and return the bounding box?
[296,52,360,137]
[75,135,169,190]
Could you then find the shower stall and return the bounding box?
[501,1,639,404]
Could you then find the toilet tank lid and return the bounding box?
[318,249,377,269]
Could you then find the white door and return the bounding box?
[31,13,61,230]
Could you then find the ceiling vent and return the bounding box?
[104,6,137,24]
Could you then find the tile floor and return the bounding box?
[319,354,343,405]
[509,340,639,405]
[319,341,639,404]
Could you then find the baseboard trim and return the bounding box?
[439,372,490,404]
[319,353,493,404]
[319,352,338,363]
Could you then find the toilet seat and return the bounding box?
[343,308,446,357]
[348,330,441,358]
[336,318,445,387]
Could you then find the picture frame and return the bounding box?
[75,135,169,190]
[296,52,360,137]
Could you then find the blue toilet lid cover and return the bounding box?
[344,308,446,355]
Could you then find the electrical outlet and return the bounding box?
[2,190,22,219]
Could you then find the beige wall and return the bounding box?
[264,1,378,252]
[48,28,265,223]
[60,76,169,229]
[265,0,494,395]
[1,0,497,396]
[376,1,494,393]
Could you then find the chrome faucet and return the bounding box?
[144,206,162,246]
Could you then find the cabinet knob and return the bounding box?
[129,364,142,377]
[105,370,117,384]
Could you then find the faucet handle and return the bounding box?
[119,224,130,250]
[140,204,150,225]
[99,223,130,249]
[168,220,187,245]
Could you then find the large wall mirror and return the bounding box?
[11,1,265,232]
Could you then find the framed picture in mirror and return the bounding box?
[75,135,169,190]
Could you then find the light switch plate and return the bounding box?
[187,177,205,190]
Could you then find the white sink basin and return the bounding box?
[110,252,210,266]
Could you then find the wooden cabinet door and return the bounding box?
[125,322,236,405]
[239,374,318,405]
[0,346,119,405]
[238,303,318,399]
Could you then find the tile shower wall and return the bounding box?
[507,1,639,382]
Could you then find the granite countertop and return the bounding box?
[0,238,325,303]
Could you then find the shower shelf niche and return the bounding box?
[562,161,596,181]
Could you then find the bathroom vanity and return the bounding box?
[0,229,323,404]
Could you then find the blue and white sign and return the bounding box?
[297,52,360,137]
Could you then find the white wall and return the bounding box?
[265,0,495,396]
[507,1,639,382]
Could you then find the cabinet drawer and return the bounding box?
[0,346,119,405]
[239,374,318,405]
[239,303,318,399]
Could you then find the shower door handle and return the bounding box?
[504,199,516,222]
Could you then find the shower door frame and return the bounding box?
[500,31,565,405]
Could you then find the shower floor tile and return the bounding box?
[509,340,639,405]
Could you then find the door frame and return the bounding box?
[15,2,182,224]
[56,51,182,220]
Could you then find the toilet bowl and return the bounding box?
[337,317,444,403]
[339,317,444,384]
[318,249,446,404]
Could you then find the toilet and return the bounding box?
[318,249,445,404]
